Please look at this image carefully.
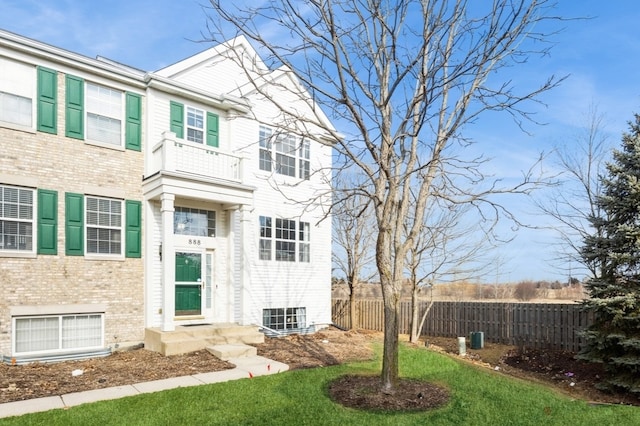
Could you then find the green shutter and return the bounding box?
[170,101,184,138]
[206,112,219,147]
[65,192,84,256]
[65,75,84,139]
[125,92,142,151]
[37,67,57,134]
[125,200,141,258]
[37,189,58,254]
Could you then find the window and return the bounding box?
[14,314,103,355]
[299,221,310,262]
[186,106,204,143]
[258,126,310,179]
[259,216,310,262]
[86,83,123,146]
[259,126,272,172]
[174,207,216,237]
[170,101,219,147]
[299,140,310,180]
[86,196,122,255]
[275,134,296,177]
[0,185,34,252]
[263,307,306,331]
[0,92,32,128]
[275,218,296,261]
[0,58,34,128]
[259,216,272,260]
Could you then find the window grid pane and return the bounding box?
[259,126,273,171]
[299,140,310,179]
[259,216,272,260]
[62,315,102,349]
[186,106,204,143]
[299,221,310,262]
[174,207,216,237]
[275,241,295,261]
[86,83,122,146]
[0,185,34,252]
[15,317,59,353]
[263,307,305,331]
[86,196,122,255]
[275,134,296,177]
[259,239,272,260]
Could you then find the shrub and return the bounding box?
[514,280,538,301]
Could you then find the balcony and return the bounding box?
[151,131,246,183]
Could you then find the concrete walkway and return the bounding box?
[0,355,289,419]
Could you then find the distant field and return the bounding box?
[332,280,586,302]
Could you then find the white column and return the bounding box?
[161,193,176,332]
[239,205,253,325]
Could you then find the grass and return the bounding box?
[1,343,638,426]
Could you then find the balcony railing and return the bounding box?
[152,131,245,183]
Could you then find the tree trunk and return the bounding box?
[349,290,358,330]
[409,285,420,343]
[381,291,400,393]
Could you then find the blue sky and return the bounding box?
[1,1,638,283]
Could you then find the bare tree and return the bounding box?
[206,0,563,392]
[536,107,612,279]
[332,176,377,330]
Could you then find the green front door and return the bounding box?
[175,252,202,316]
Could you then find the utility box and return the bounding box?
[470,331,484,349]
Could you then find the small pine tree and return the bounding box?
[579,114,640,395]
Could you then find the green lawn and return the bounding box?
[1,343,638,425]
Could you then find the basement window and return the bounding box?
[262,307,306,331]
[13,313,104,356]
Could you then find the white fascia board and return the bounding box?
[145,73,251,114]
[0,29,146,89]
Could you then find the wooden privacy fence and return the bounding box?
[332,299,595,352]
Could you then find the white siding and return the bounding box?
[148,201,163,327]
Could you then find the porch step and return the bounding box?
[144,324,264,356]
[207,344,257,361]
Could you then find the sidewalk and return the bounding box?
[0,355,289,419]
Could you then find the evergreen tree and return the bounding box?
[579,114,640,395]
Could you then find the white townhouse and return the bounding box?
[0,29,334,362]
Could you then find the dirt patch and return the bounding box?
[0,349,233,404]
[256,328,376,369]
[328,375,449,412]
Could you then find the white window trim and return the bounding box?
[258,126,310,180]
[84,195,124,259]
[0,57,36,131]
[11,312,105,356]
[84,81,125,149]
[258,215,310,263]
[185,105,205,144]
[0,184,36,256]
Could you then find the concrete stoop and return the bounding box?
[206,343,257,361]
[144,324,264,356]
